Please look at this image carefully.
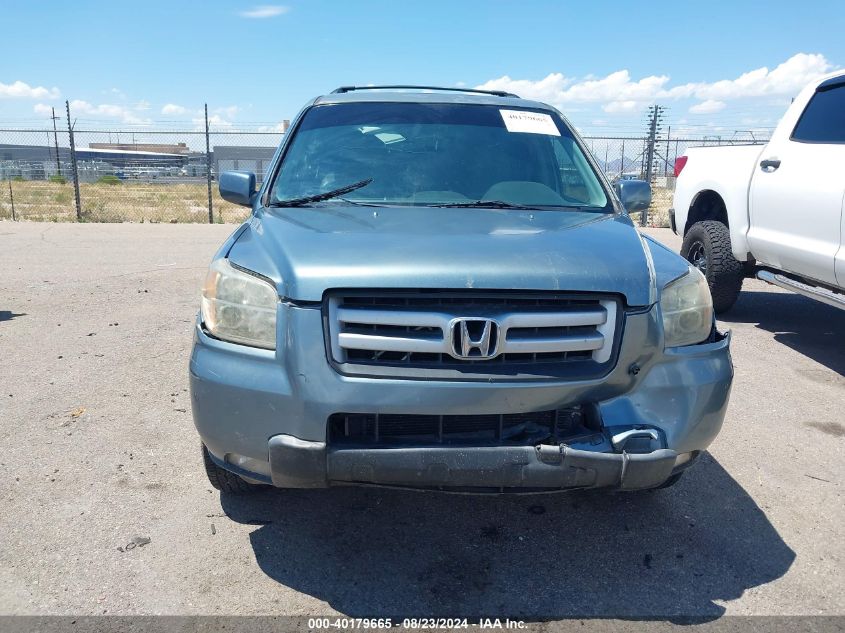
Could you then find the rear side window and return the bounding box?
[791,81,845,143]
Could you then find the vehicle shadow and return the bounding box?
[221,453,794,619]
[720,288,845,376]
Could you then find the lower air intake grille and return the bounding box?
[328,406,597,447]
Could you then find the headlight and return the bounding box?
[661,266,713,347]
[201,259,277,349]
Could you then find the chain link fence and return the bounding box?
[0,111,766,226]
[582,135,768,227]
[0,125,282,223]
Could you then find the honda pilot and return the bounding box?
[190,86,732,494]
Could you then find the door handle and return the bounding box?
[760,158,781,171]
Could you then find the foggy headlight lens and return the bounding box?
[661,266,713,347]
[201,259,277,349]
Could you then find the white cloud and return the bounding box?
[193,114,232,128]
[133,99,151,111]
[70,100,125,118]
[33,103,55,116]
[161,103,188,115]
[214,105,240,118]
[476,53,838,113]
[208,114,232,127]
[239,4,289,18]
[689,99,726,114]
[603,100,640,113]
[160,104,240,121]
[477,70,669,114]
[477,72,569,103]
[0,80,60,100]
[665,53,833,101]
[68,99,150,125]
[258,121,289,133]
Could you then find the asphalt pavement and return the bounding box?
[0,222,842,620]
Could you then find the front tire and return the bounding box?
[202,445,263,494]
[682,220,744,313]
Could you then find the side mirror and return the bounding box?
[219,171,257,207]
[614,179,652,214]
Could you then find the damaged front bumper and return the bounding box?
[265,434,683,492]
[191,303,732,493]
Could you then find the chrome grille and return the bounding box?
[326,292,620,379]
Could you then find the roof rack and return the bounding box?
[331,85,520,98]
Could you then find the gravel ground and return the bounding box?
[0,222,842,619]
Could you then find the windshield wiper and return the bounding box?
[430,200,536,210]
[268,178,373,207]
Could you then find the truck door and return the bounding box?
[748,76,845,286]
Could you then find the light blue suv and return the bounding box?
[190,86,732,494]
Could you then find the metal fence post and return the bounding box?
[51,107,62,177]
[8,179,15,221]
[205,104,213,224]
[65,100,82,221]
[619,140,625,178]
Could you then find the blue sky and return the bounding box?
[1,0,844,136]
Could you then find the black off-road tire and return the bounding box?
[682,220,744,313]
[202,445,262,494]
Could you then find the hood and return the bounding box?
[226,205,658,307]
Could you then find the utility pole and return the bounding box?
[644,105,664,183]
[50,107,62,177]
[65,100,82,220]
[204,103,213,224]
[8,179,15,221]
[642,104,665,226]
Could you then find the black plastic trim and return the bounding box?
[331,85,519,98]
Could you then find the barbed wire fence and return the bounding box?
[0,101,767,226]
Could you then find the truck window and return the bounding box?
[791,81,845,143]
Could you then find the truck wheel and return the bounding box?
[202,445,263,494]
[682,220,744,313]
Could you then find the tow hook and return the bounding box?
[611,428,659,451]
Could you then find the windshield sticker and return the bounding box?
[499,110,560,136]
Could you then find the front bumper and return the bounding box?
[268,434,680,491]
[190,303,732,492]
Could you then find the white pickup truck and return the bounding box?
[671,70,845,313]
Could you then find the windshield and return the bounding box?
[269,102,610,210]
